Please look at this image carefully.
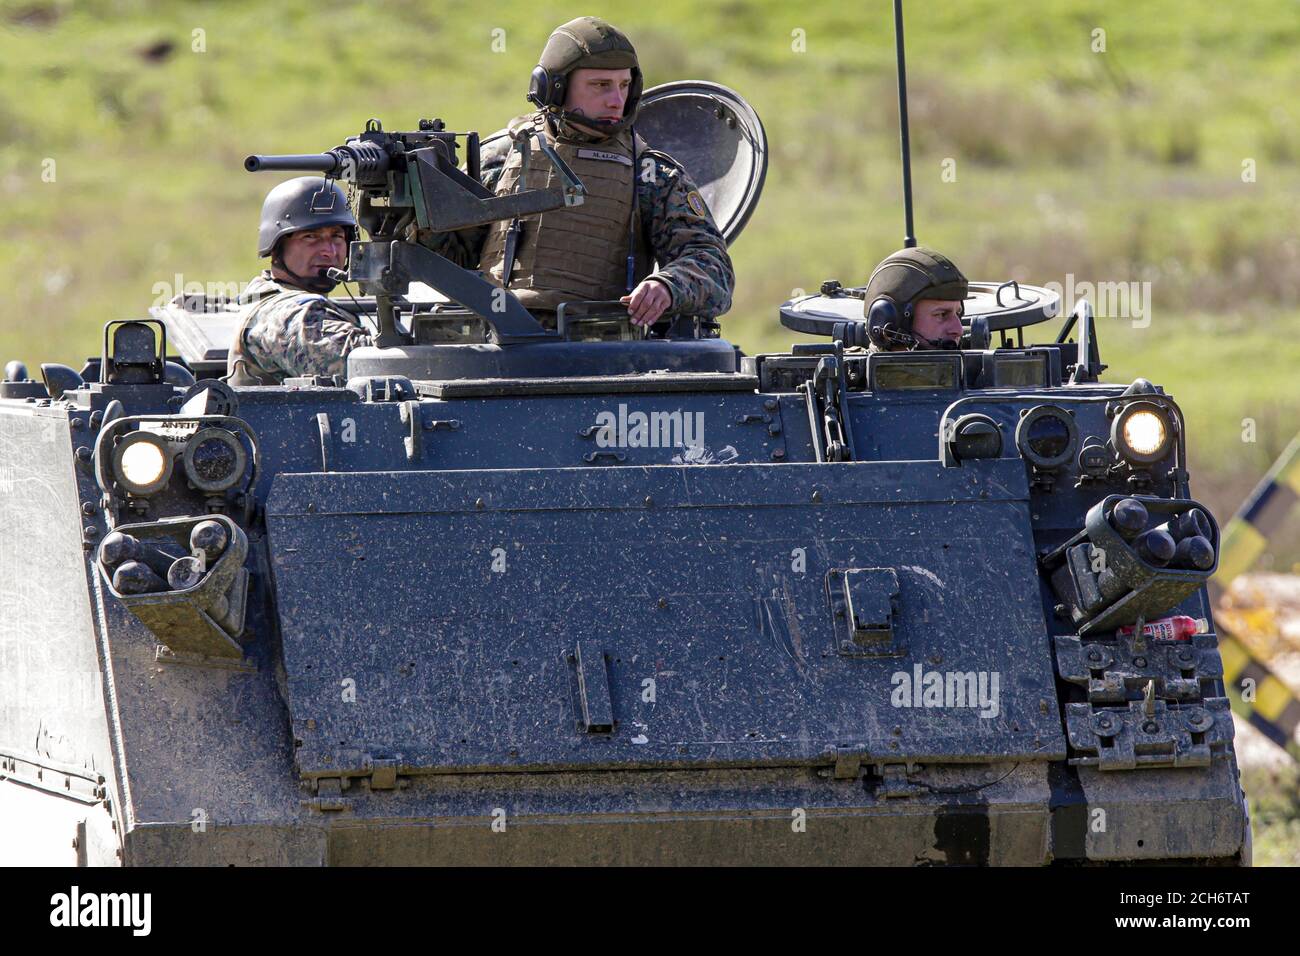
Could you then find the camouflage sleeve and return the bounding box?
[244,295,373,380]
[410,162,506,267]
[639,153,735,319]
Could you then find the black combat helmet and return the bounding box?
[863,246,969,350]
[527,17,643,134]
[257,177,358,259]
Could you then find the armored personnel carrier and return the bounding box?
[0,74,1248,865]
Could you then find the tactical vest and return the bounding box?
[479,114,643,311]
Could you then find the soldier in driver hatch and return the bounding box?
[863,246,969,351]
[419,16,734,328]
[226,177,374,386]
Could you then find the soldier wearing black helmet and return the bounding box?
[864,247,970,351]
[422,16,734,328]
[226,177,372,386]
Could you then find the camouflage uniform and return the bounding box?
[225,271,373,385]
[417,113,735,320]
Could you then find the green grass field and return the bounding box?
[1243,763,1300,866]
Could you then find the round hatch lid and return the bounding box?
[779,280,1062,337]
[636,81,768,246]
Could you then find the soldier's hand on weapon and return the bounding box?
[621,278,672,327]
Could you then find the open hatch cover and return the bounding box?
[637,81,768,246]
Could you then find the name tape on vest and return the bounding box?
[576,148,633,167]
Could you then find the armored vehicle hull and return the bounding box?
[0,316,1250,865]
[0,72,1248,865]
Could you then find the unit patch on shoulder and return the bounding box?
[686,190,709,218]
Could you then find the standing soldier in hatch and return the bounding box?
[226,177,374,386]
[422,16,735,329]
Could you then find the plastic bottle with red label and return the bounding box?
[1115,615,1208,642]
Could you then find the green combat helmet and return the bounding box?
[526,16,643,135]
[864,246,969,350]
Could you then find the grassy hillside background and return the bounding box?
[1,0,1298,560]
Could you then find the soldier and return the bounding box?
[863,247,969,351]
[422,16,734,328]
[226,177,373,385]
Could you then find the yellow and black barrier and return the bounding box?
[1210,433,1300,760]
[1213,434,1300,586]
[1218,630,1300,760]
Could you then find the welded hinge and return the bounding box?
[831,748,862,780]
[368,758,399,790]
[306,777,349,812]
[820,749,920,793]
[304,752,405,811]
[876,763,923,799]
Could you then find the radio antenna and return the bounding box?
[893,0,916,248]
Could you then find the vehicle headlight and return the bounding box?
[947,413,1002,461]
[1112,402,1172,465]
[182,427,248,493]
[112,432,173,496]
[1015,404,1078,470]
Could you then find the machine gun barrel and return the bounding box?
[244,153,342,174]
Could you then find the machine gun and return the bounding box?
[246,118,582,345]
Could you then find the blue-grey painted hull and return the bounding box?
[0,340,1250,865]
